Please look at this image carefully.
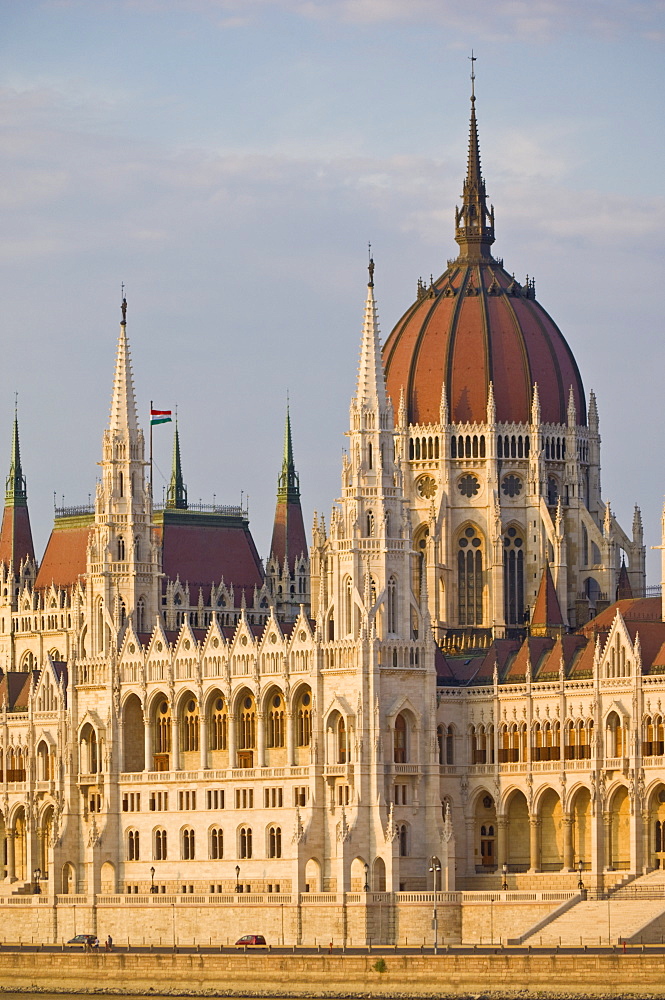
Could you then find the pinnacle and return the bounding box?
[354,268,389,415]
[109,319,140,436]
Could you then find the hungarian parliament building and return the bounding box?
[1,83,663,933]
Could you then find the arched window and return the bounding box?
[239,696,256,749]
[136,597,145,633]
[337,717,347,764]
[366,511,375,537]
[154,829,167,860]
[182,828,195,860]
[267,693,285,748]
[117,536,125,561]
[240,826,252,859]
[503,527,525,625]
[127,830,140,861]
[394,713,407,763]
[387,576,398,635]
[344,577,353,637]
[296,690,311,746]
[210,828,223,859]
[268,826,282,858]
[210,697,227,750]
[398,824,409,857]
[119,471,124,498]
[182,699,200,752]
[155,700,172,754]
[458,526,483,626]
[134,535,141,561]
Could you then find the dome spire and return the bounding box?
[455,54,495,263]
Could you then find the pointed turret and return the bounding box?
[353,257,390,418]
[166,420,187,510]
[269,405,307,573]
[616,560,633,601]
[109,297,140,436]
[530,563,565,636]
[0,407,35,571]
[454,60,495,263]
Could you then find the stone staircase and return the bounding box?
[518,870,665,946]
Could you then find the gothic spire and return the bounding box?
[0,404,35,571]
[5,405,27,507]
[276,404,300,505]
[269,403,307,573]
[354,257,390,416]
[454,57,495,263]
[109,295,139,436]
[166,419,187,509]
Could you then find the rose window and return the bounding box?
[417,475,437,500]
[458,474,480,498]
[501,474,522,498]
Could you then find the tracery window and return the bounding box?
[210,828,223,859]
[239,696,256,750]
[267,693,285,748]
[503,527,525,625]
[458,526,483,626]
[182,828,195,860]
[239,826,252,859]
[182,699,200,752]
[296,690,312,746]
[210,697,228,750]
[268,826,282,859]
[387,576,398,635]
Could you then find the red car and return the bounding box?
[235,934,267,947]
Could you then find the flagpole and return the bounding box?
[150,399,153,498]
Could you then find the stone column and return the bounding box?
[143,713,152,772]
[562,816,574,870]
[529,818,541,872]
[465,817,476,875]
[496,818,507,870]
[257,713,265,768]
[6,830,15,882]
[171,719,180,771]
[199,715,208,770]
[228,715,236,769]
[641,810,651,873]
[286,712,295,767]
[603,811,612,869]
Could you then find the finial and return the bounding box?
[368,244,374,288]
[469,50,476,102]
[121,283,127,324]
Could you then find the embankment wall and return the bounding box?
[1,950,665,996]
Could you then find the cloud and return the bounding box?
[42,0,665,41]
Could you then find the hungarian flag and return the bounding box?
[151,408,172,426]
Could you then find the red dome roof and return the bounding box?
[382,93,586,428]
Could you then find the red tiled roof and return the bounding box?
[270,500,308,570]
[158,518,264,599]
[0,504,35,569]
[531,564,565,628]
[35,521,92,592]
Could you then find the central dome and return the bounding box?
[382,92,586,428]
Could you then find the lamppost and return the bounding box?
[429,857,441,953]
[150,866,157,893]
[501,863,508,892]
[235,865,241,893]
[577,859,584,892]
[363,862,370,892]
[32,867,41,895]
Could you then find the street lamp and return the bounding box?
[150,866,156,893]
[502,863,508,892]
[577,858,584,892]
[32,867,41,895]
[429,857,441,953]
[235,865,241,893]
[363,862,370,892]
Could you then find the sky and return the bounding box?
[0,0,664,582]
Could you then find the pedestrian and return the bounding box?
[105,935,113,952]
